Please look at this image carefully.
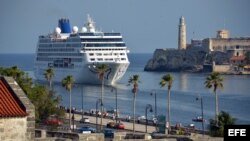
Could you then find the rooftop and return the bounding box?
[0,77,27,117]
[230,56,246,61]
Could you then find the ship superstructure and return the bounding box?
[34,15,130,85]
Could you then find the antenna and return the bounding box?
[223,18,226,30]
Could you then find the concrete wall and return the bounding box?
[213,65,231,73]
[0,117,27,141]
[35,129,104,141]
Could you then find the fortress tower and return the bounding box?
[178,16,187,50]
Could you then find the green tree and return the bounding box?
[62,75,74,130]
[0,66,64,122]
[209,111,236,137]
[10,66,22,80]
[205,72,223,126]
[44,67,54,90]
[28,85,64,122]
[159,73,174,132]
[128,74,140,134]
[96,64,109,131]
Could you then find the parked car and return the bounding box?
[103,128,114,138]
[116,122,125,129]
[79,126,96,133]
[45,116,63,126]
[90,109,101,116]
[106,121,116,128]
[79,117,90,123]
[106,121,125,129]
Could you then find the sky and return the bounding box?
[0,0,250,54]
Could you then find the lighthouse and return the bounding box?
[178,16,187,50]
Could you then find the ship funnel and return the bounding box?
[58,18,71,33]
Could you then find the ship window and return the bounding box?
[97,58,103,61]
[96,53,102,56]
[105,58,113,61]
[104,53,112,56]
[121,58,126,61]
[89,53,94,56]
[90,58,95,61]
[120,53,125,55]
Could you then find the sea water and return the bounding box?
[1,53,250,129]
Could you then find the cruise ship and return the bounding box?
[34,15,130,85]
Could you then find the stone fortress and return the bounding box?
[144,16,250,74]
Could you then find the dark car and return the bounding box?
[79,126,96,133]
[79,117,90,123]
[106,121,116,128]
[103,128,114,138]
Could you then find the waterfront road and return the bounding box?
[67,113,156,133]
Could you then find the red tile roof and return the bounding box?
[0,78,27,117]
[230,56,246,61]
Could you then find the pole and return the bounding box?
[82,86,84,119]
[69,89,72,131]
[101,78,104,131]
[145,104,153,133]
[115,87,118,124]
[155,93,157,118]
[96,99,99,133]
[145,107,148,133]
[201,97,204,136]
[133,93,136,134]
[72,110,75,131]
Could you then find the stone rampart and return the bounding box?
[0,117,27,141]
[144,48,206,72]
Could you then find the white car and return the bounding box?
[79,117,90,123]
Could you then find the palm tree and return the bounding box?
[96,64,109,131]
[62,75,74,130]
[205,72,223,126]
[128,74,140,134]
[159,73,174,132]
[44,67,54,90]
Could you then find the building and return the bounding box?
[0,77,35,141]
[178,16,187,50]
[217,29,230,39]
[202,30,250,54]
[191,39,203,48]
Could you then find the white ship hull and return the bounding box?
[34,62,129,85]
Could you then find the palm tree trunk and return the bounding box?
[215,91,219,126]
[49,80,52,90]
[167,88,171,132]
[133,92,136,134]
[100,78,104,131]
[69,89,72,131]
